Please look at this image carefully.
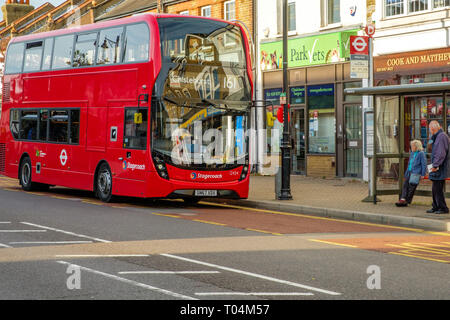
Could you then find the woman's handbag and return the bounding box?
[409,173,421,185]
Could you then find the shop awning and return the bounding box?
[344,81,450,96]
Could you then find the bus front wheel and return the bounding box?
[96,162,113,203]
[19,157,50,192]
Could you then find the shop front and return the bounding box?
[261,29,363,178]
[374,47,450,157]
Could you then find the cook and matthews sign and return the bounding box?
[374,47,450,78]
[260,30,359,70]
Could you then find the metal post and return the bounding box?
[278,0,293,200]
[368,36,376,204]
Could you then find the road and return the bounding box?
[0,175,449,305]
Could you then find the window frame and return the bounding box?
[201,6,212,17]
[4,22,150,75]
[73,31,100,68]
[224,0,236,21]
[123,107,148,150]
[384,0,450,19]
[10,108,81,145]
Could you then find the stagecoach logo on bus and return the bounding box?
[190,172,223,180]
[122,160,145,171]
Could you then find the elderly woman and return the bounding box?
[395,140,427,207]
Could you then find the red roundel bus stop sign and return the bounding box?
[350,36,369,55]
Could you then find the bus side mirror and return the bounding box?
[134,112,143,124]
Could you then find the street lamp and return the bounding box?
[277,0,293,200]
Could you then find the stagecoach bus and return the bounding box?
[0,13,253,203]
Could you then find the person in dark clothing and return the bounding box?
[396,140,427,207]
[427,121,449,214]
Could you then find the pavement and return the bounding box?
[211,174,450,232]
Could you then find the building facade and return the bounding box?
[369,0,450,184]
[256,0,367,178]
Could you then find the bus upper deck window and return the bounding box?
[123,24,149,63]
[5,43,25,74]
[52,35,74,69]
[73,32,98,67]
[23,41,43,73]
[97,27,123,65]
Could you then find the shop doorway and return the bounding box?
[291,107,306,174]
[344,105,363,178]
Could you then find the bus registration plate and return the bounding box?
[195,190,218,197]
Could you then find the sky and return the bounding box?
[1,0,65,21]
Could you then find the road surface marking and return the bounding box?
[308,239,358,248]
[56,261,197,300]
[193,219,227,226]
[55,254,149,258]
[152,213,181,219]
[21,222,111,243]
[118,271,220,275]
[9,241,93,245]
[0,230,47,233]
[201,201,426,233]
[195,292,314,296]
[0,243,12,248]
[245,228,282,236]
[388,251,450,264]
[162,253,341,296]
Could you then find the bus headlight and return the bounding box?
[153,154,169,180]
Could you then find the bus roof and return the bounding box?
[9,13,240,44]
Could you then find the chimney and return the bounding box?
[2,0,35,26]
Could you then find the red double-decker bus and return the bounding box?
[0,14,253,203]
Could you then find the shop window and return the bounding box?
[308,84,335,154]
[124,108,148,149]
[344,82,362,103]
[403,96,444,153]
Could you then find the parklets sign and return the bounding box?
[260,30,358,70]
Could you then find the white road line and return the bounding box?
[55,254,149,258]
[20,222,111,243]
[9,241,93,245]
[0,230,47,233]
[56,261,197,300]
[118,271,220,275]
[0,243,12,248]
[162,254,341,296]
[195,292,314,296]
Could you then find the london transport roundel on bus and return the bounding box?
[350,36,369,55]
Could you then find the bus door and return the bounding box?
[116,107,149,182]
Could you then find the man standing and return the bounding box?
[427,121,449,214]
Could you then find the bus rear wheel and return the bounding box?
[96,163,113,203]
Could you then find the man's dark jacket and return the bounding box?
[430,129,449,181]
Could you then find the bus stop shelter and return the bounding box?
[345,82,450,202]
